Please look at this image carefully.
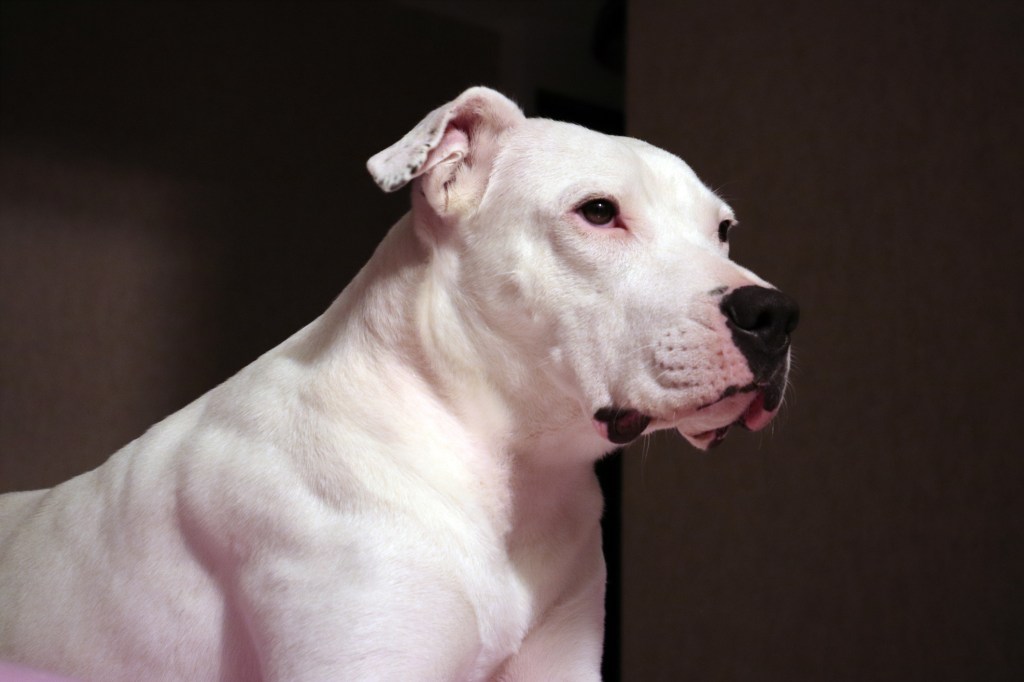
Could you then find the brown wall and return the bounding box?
[623,0,1022,679]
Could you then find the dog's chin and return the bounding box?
[677,389,777,450]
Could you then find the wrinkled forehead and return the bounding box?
[495,119,723,211]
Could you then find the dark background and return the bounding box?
[623,1,1023,680]
[2,1,1021,680]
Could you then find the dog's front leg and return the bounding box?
[233,537,485,682]
[493,536,607,681]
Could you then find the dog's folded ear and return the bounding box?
[367,87,524,218]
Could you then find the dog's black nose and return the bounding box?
[721,286,800,358]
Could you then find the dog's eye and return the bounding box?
[579,198,618,226]
[718,219,735,243]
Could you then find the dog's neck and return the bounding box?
[283,212,609,543]
[305,212,607,467]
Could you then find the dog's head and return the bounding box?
[368,87,798,451]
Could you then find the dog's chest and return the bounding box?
[463,559,533,679]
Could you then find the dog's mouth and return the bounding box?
[593,383,782,450]
[683,388,774,449]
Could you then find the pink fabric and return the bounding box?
[0,662,81,682]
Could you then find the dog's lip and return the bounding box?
[684,425,733,450]
[593,407,651,444]
[593,385,777,447]
[696,382,759,411]
[678,386,776,450]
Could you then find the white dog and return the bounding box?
[0,87,797,681]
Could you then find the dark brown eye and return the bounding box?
[718,219,734,243]
[579,198,618,226]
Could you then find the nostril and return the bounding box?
[754,310,774,332]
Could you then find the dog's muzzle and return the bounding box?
[593,286,799,448]
[678,286,799,449]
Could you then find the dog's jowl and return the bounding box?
[0,87,798,681]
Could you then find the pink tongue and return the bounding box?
[741,391,775,431]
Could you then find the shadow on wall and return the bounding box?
[0,1,502,489]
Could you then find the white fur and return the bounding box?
[0,87,788,681]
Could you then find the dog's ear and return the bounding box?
[367,87,524,218]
